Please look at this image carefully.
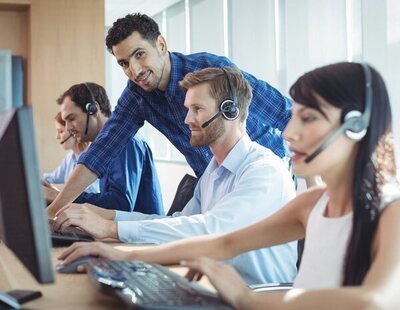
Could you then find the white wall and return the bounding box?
[105,0,400,209]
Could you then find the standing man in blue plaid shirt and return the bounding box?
[48,13,292,217]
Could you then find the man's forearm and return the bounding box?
[47,164,97,217]
[107,221,119,239]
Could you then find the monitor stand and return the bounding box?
[0,291,20,309]
[0,242,42,307]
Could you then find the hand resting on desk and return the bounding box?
[56,255,95,273]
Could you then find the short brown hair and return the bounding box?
[179,67,252,123]
[56,82,111,117]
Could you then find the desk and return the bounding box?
[0,243,214,309]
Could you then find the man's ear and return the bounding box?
[94,102,101,117]
[156,35,168,56]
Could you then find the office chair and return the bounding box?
[249,239,305,293]
[167,174,197,216]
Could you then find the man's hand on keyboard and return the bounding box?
[53,203,118,239]
[58,241,128,265]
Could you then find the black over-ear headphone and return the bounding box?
[201,67,240,128]
[83,82,98,135]
[304,63,373,163]
[220,67,240,120]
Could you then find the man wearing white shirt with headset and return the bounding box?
[55,67,297,285]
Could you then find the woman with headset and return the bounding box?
[60,62,400,308]
[42,112,99,194]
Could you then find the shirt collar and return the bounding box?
[219,134,252,175]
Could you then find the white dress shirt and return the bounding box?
[115,135,297,284]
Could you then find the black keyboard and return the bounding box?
[86,259,232,309]
[48,219,94,246]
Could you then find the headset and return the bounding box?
[201,67,240,128]
[304,63,373,163]
[83,82,98,135]
[60,133,73,144]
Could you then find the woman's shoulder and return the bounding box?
[380,183,400,210]
[295,185,327,205]
[285,185,327,224]
[380,195,400,221]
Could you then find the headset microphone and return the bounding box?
[304,126,347,163]
[201,111,222,128]
[304,63,373,164]
[60,133,73,144]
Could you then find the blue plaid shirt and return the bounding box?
[79,52,291,177]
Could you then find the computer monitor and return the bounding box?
[0,106,54,283]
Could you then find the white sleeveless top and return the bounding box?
[294,192,353,289]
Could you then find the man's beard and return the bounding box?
[190,119,225,147]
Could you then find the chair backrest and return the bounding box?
[297,239,305,269]
[167,174,197,216]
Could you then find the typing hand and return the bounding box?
[181,256,251,308]
[58,241,128,265]
[54,203,118,239]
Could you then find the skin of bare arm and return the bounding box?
[59,187,323,265]
[47,164,97,218]
[184,200,400,310]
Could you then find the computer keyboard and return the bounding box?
[48,219,94,246]
[86,259,233,309]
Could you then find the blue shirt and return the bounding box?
[79,52,292,178]
[43,151,99,194]
[114,135,297,285]
[74,134,164,215]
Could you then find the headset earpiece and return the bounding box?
[83,83,98,115]
[85,102,97,116]
[220,68,239,121]
[340,63,372,141]
[83,83,98,135]
[220,99,239,120]
[342,110,367,141]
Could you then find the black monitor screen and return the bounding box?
[0,107,54,283]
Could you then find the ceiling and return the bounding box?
[105,0,181,26]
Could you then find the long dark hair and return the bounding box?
[289,62,392,285]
